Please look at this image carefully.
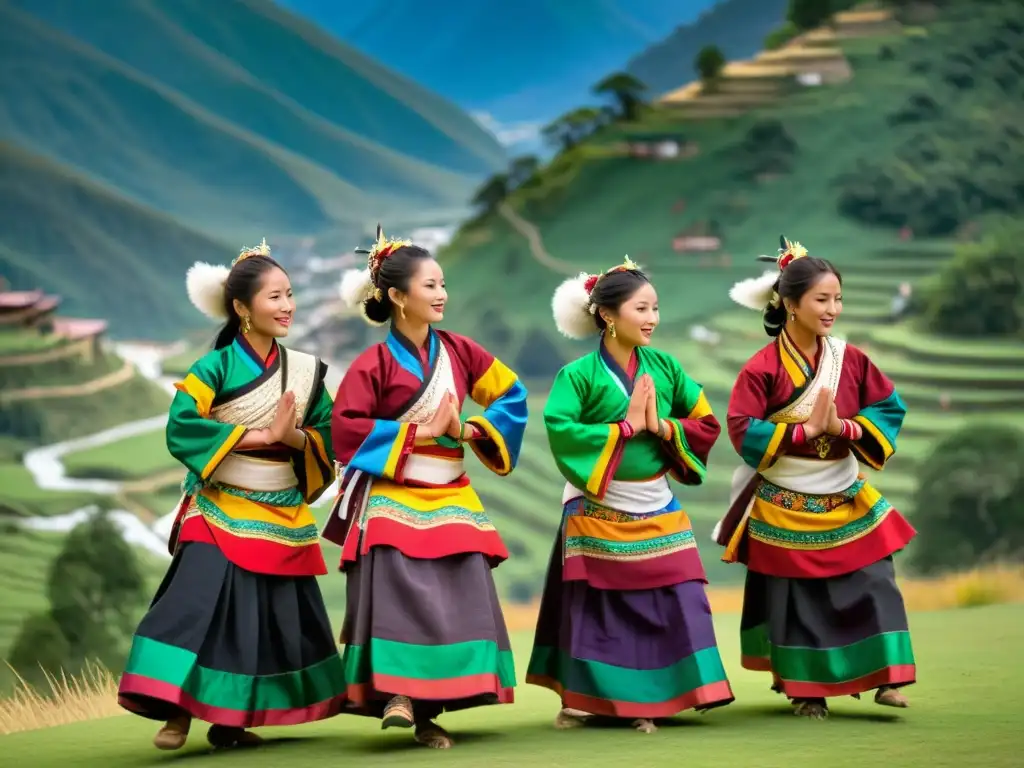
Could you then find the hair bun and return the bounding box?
[552,272,598,339]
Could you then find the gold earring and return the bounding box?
[397,303,407,321]
[789,313,795,322]
[609,322,617,338]
[240,315,252,335]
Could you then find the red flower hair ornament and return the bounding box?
[552,255,640,339]
[729,235,810,311]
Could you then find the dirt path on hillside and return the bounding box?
[0,360,135,403]
[498,203,579,276]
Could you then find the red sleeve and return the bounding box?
[727,359,796,471]
[331,346,417,481]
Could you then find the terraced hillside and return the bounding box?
[436,0,1024,595]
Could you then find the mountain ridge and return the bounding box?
[0,0,509,335]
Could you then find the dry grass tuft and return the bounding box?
[0,660,124,736]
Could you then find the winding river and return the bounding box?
[17,342,338,559]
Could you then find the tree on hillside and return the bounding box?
[542,108,602,152]
[695,45,727,84]
[47,507,148,671]
[922,222,1024,338]
[471,173,510,214]
[764,21,800,51]
[787,0,833,31]
[508,155,540,189]
[734,119,799,179]
[7,508,148,686]
[911,424,1024,574]
[592,72,648,122]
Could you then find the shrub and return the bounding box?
[764,21,799,50]
[922,221,1024,337]
[911,423,1024,574]
[694,45,726,82]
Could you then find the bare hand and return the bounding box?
[644,375,661,434]
[426,392,454,439]
[268,391,297,443]
[444,392,463,440]
[826,402,843,436]
[626,375,649,433]
[803,388,832,440]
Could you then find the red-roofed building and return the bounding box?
[0,281,107,361]
[0,288,62,329]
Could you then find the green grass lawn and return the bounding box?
[3,604,1022,767]
[62,429,177,482]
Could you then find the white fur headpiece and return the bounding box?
[552,272,599,340]
[728,268,779,311]
[338,267,386,326]
[186,262,231,320]
[184,237,273,321]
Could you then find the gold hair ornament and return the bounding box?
[355,223,413,300]
[232,237,271,266]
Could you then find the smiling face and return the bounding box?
[234,266,295,339]
[600,281,659,347]
[788,272,843,337]
[389,257,447,325]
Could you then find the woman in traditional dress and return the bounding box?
[321,224,528,750]
[117,240,345,750]
[714,236,918,719]
[526,258,734,734]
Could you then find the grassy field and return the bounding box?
[62,431,178,482]
[2,604,1021,766]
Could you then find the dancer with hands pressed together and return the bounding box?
[324,225,528,749]
[527,257,734,735]
[715,236,917,720]
[118,241,344,750]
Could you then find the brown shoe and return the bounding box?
[553,707,591,730]
[792,698,828,719]
[875,687,909,708]
[632,718,658,733]
[153,715,191,750]
[207,724,264,749]
[414,720,454,749]
[382,695,415,729]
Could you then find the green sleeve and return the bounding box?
[543,365,627,500]
[165,355,247,482]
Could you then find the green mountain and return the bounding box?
[0,0,506,336]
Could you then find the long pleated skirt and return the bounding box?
[740,556,917,699]
[117,541,347,727]
[527,540,735,719]
[340,545,515,721]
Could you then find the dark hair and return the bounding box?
[363,245,435,324]
[590,268,650,331]
[762,256,842,337]
[213,255,287,349]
